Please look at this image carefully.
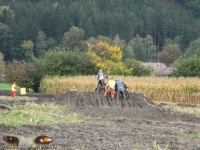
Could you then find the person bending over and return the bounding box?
[104,77,116,99]
[115,79,127,99]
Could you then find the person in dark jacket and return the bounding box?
[115,79,127,99]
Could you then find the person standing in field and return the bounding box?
[104,77,116,99]
[95,69,107,91]
[11,82,17,97]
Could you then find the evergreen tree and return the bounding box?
[131,34,146,61]
[143,34,157,62]
[20,40,34,62]
[0,23,14,61]
[35,31,47,57]
[184,38,200,57]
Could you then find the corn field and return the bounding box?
[40,76,200,104]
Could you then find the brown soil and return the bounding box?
[0,91,200,150]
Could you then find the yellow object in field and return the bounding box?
[20,88,26,95]
[70,86,77,91]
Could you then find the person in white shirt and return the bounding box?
[95,69,107,91]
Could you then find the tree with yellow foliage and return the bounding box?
[87,40,133,75]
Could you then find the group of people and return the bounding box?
[96,69,127,99]
[11,70,126,99]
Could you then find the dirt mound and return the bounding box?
[55,91,159,108]
[0,91,200,149]
[0,91,160,109]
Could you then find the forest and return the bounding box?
[0,0,200,91]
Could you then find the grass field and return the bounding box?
[0,102,107,127]
[0,83,33,92]
[0,83,12,91]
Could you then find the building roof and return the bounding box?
[141,62,172,76]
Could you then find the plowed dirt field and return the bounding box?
[0,91,200,150]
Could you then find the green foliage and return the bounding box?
[183,0,200,17]
[60,26,86,50]
[39,47,94,75]
[172,55,200,77]
[0,103,85,127]
[164,36,183,50]
[0,23,14,61]
[0,6,14,17]
[0,83,12,91]
[0,52,5,76]
[35,31,47,57]
[20,40,34,62]
[125,34,157,62]
[184,38,200,57]
[124,58,153,76]
[96,35,113,44]
[112,35,126,52]
[128,34,146,61]
[32,47,95,92]
[123,45,134,60]
[143,34,157,62]
[158,44,182,66]
[0,0,199,71]
[46,37,58,50]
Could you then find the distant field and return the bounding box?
[40,75,200,104]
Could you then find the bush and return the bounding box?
[4,60,35,91]
[172,55,200,77]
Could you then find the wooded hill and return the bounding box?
[0,0,200,62]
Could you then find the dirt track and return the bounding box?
[0,91,200,150]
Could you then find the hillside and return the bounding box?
[0,0,200,63]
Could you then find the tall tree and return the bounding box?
[0,52,5,76]
[184,38,200,57]
[143,34,157,62]
[46,37,58,50]
[20,40,34,62]
[82,17,96,39]
[112,35,126,52]
[123,45,134,60]
[183,0,200,17]
[158,44,182,66]
[131,34,146,61]
[35,31,47,57]
[60,26,85,50]
[0,6,14,25]
[0,23,14,61]
[87,40,133,75]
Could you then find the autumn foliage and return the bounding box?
[87,41,133,75]
[4,60,35,89]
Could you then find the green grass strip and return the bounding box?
[0,103,85,127]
